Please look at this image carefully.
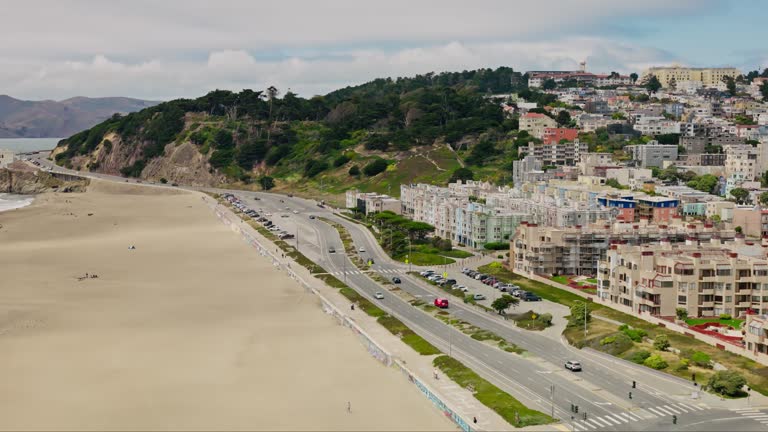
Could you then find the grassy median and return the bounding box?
[434,356,554,427]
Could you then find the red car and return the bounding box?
[434,298,449,308]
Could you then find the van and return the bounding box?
[434,298,449,308]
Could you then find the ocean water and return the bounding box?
[0,193,33,213]
[0,138,62,153]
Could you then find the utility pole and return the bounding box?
[550,384,555,419]
[296,226,299,250]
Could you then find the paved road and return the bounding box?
[26,153,767,432]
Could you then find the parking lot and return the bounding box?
[413,267,571,337]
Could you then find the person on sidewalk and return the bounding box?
[473,416,477,424]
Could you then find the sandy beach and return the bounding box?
[0,181,451,431]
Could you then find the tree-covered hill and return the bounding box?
[52,67,530,201]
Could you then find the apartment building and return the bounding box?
[625,143,679,168]
[599,242,768,318]
[745,314,768,358]
[725,144,759,190]
[0,148,14,168]
[519,139,583,166]
[732,208,768,238]
[543,128,579,145]
[519,112,557,139]
[641,66,739,88]
[682,153,727,166]
[633,118,682,135]
[605,168,653,189]
[680,134,745,154]
[511,155,543,186]
[513,221,736,277]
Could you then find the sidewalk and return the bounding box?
[206,197,516,431]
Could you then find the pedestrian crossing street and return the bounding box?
[731,407,768,427]
[571,402,707,431]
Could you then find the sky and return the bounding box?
[1,0,766,101]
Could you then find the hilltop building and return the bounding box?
[641,66,739,88]
[0,148,14,168]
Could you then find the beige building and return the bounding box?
[599,242,768,318]
[642,66,739,88]
[0,148,14,168]
[733,208,768,238]
[745,314,768,358]
[519,112,557,139]
[345,189,401,215]
[512,221,736,277]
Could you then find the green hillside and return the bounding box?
[53,67,538,203]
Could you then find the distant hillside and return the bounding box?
[0,95,159,138]
[52,67,536,200]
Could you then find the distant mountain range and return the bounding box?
[0,95,160,138]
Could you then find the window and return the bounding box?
[678,295,687,305]
[726,296,732,302]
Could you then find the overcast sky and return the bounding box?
[1,0,765,101]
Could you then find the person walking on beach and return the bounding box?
[347,401,351,413]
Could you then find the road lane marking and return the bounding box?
[591,417,611,427]
[602,414,624,424]
[585,419,602,428]
[627,412,642,421]
[646,407,666,416]
[662,405,682,414]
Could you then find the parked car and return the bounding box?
[309,215,316,219]
[434,298,449,308]
[420,270,436,277]
[358,247,366,253]
[513,290,525,298]
[444,279,457,286]
[473,293,486,301]
[374,292,385,300]
[474,274,485,280]
[456,285,469,292]
[565,360,582,372]
[392,277,401,284]
[521,292,542,302]
[253,197,261,201]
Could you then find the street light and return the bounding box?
[574,300,588,342]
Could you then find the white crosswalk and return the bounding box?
[730,408,768,427]
[328,268,402,276]
[571,403,706,430]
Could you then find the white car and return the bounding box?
[358,247,366,253]
[456,285,469,292]
[374,292,384,299]
[473,293,486,301]
[293,210,299,214]
[565,360,582,372]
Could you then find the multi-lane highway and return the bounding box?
[25,152,768,431]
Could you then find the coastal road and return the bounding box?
[26,153,767,431]
[224,190,763,432]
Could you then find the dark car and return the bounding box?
[392,277,401,284]
[521,292,542,302]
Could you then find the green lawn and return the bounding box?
[685,318,745,330]
[551,275,569,285]
[586,278,598,284]
[434,356,554,427]
[395,252,456,266]
[377,315,441,355]
[440,249,473,259]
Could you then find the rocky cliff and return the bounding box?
[0,162,89,194]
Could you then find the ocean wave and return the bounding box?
[0,193,34,213]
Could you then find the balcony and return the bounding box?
[698,301,715,308]
[697,289,715,296]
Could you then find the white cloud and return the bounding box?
[0,0,711,99]
[0,39,678,100]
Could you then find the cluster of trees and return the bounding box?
[58,67,528,179]
[370,211,435,257]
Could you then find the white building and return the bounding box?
[725,144,759,192]
[346,189,401,215]
[0,148,14,168]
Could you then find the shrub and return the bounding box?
[689,351,712,368]
[209,148,234,169]
[674,359,690,372]
[708,370,747,397]
[484,242,509,250]
[719,314,732,320]
[214,129,234,149]
[363,158,388,176]
[597,332,634,355]
[676,307,688,320]
[348,165,360,176]
[644,354,668,370]
[333,154,351,167]
[538,313,553,326]
[620,325,648,342]
[160,178,168,184]
[629,350,651,364]
[653,334,670,351]
[304,159,329,178]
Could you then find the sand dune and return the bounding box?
[0,181,451,431]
